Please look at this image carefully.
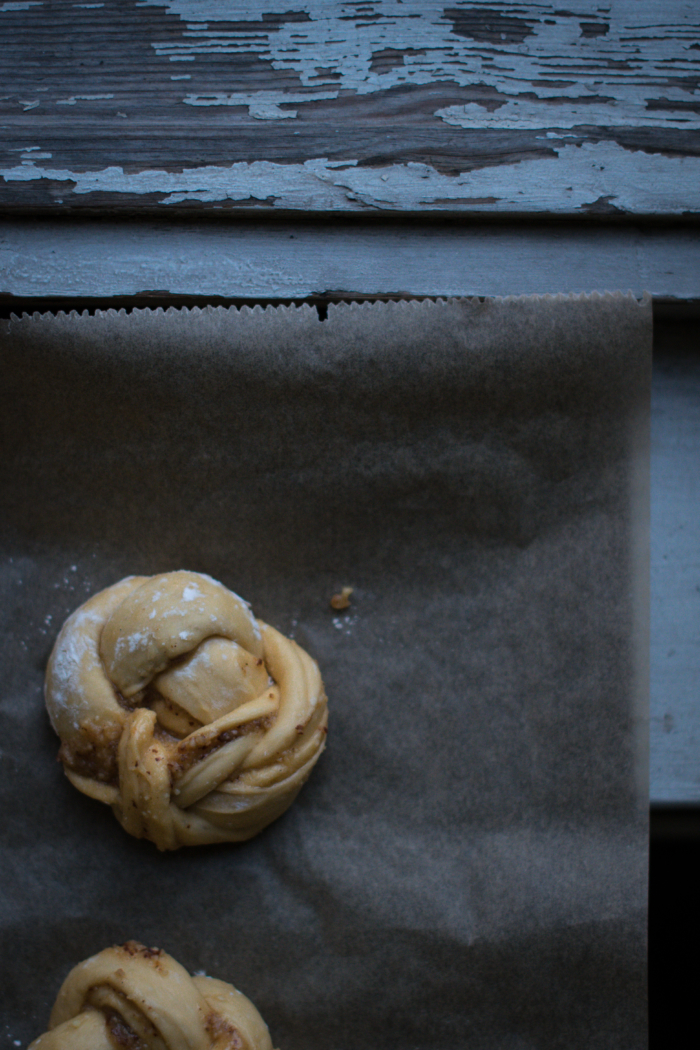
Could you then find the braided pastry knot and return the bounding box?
[29,942,277,1050]
[45,571,328,849]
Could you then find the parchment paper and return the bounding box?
[0,295,650,1050]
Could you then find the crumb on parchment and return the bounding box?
[330,586,353,610]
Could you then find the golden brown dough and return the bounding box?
[45,571,328,849]
[29,941,277,1050]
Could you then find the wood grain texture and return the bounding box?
[1,0,699,215]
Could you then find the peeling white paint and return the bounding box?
[19,100,40,111]
[137,1,700,130]
[183,89,338,119]
[2,140,700,214]
[0,1,43,10]
[56,94,115,105]
[437,99,700,131]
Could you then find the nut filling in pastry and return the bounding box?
[29,941,278,1050]
[45,571,328,849]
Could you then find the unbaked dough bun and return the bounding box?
[29,941,277,1050]
[45,571,328,850]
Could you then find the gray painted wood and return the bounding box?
[651,327,700,805]
[2,218,700,302]
[1,0,700,216]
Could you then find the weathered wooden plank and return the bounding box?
[2,218,700,301]
[1,0,699,215]
[651,328,700,804]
